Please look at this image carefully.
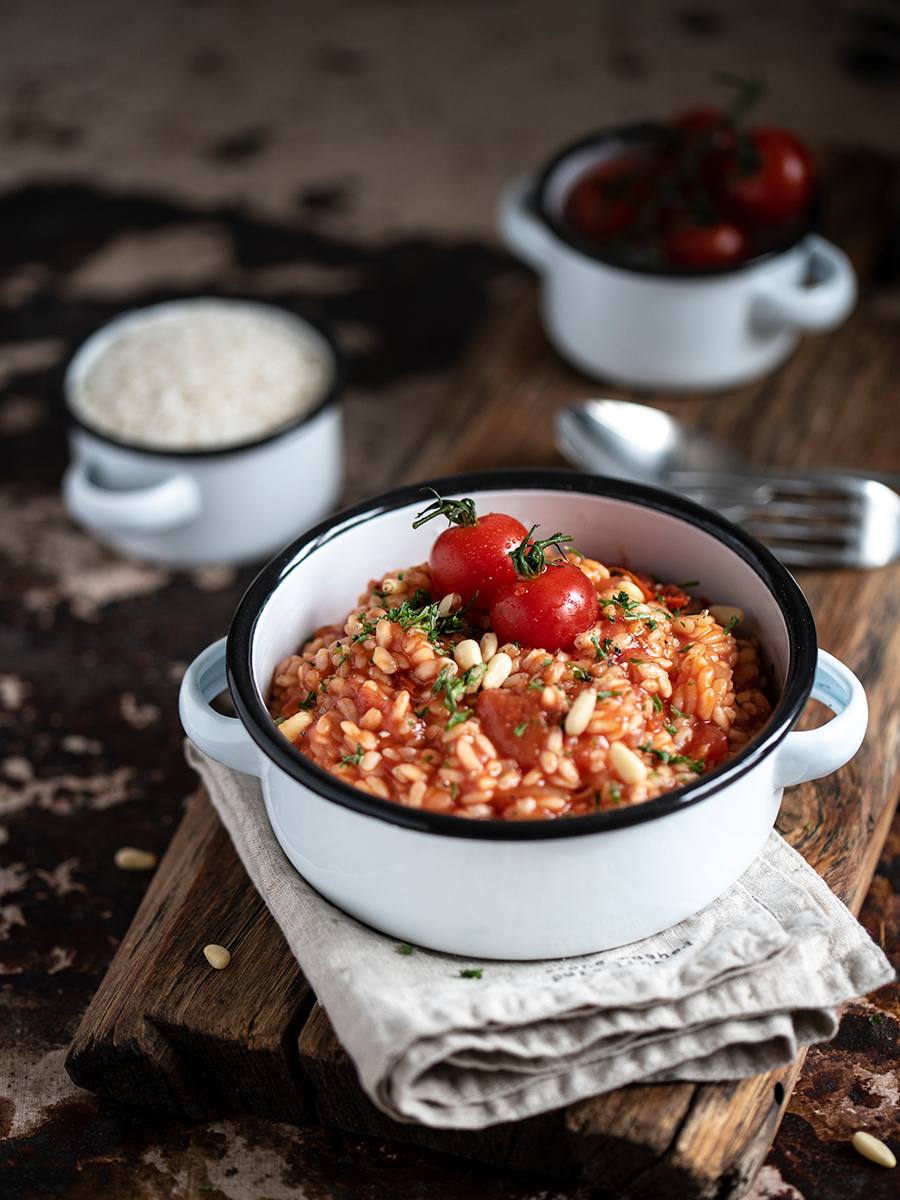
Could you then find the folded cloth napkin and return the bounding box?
[185,742,894,1131]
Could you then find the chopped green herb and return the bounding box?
[572,666,592,681]
[638,743,705,773]
[591,635,607,661]
[868,1014,884,1025]
[679,644,694,653]
[274,716,287,726]
[351,613,379,643]
[397,943,415,955]
[652,695,662,712]
[647,619,658,632]
[677,580,699,589]
[595,690,623,701]
[319,678,329,693]
[331,917,341,923]
[628,657,645,665]
[397,572,405,580]
[671,705,686,718]
[665,723,677,736]
[459,968,483,979]
[527,678,544,691]
[542,657,552,667]
[804,821,813,832]
[432,662,485,727]
[513,721,528,737]
[297,690,317,710]
[603,590,645,622]
[609,782,621,804]
[340,744,365,767]
[723,614,740,635]
[450,781,458,800]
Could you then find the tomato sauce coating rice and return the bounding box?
[268,554,772,820]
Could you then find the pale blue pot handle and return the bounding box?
[752,235,857,332]
[63,460,203,533]
[496,174,556,273]
[773,649,868,788]
[179,637,263,777]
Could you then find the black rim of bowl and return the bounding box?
[64,296,347,458]
[534,123,818,278]
[227,468,818,841]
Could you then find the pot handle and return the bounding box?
[63,460,203,533]
[496,174,555,272]
[772,649,867,788]
[751,235,857,332]
[179,637,263,777]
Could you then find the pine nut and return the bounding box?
[114,846,157,871]
[381,578,405,594]
[852,1130,896,1168]
[709,605,745,630]
[454,639,483,670]
[565,689,597,735]
[480,632,498,662]
[609,740,648,784]
[482,652,512,689]
[203,944,231,970]
[438,592,461,616]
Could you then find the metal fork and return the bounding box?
[667,470,900,569]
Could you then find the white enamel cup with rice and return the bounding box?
[498,128,857,391]
[179,471,868,960]
[62,298,345,567]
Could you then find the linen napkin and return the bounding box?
[184,741,894,1130]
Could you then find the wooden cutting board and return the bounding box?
[66,150,900,1199]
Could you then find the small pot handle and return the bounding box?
[63,460,203,533]
[179,637,263,777]
[751,234,857,332]
[496,174,555,272]
[772,649,868,789]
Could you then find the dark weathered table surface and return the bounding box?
[2,154,899,1199]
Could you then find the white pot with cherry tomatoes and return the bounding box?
[497,87,857,390]
[180,471,867,960]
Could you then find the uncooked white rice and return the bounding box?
[70,300,330,451]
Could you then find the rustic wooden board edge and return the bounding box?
[66,788,317,1126]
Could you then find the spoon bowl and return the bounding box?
[554,399,747,484]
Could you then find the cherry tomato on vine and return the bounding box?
[723,127,815,224]
[665,218,748,267]
[563,155,655,243]
[413,491,529,612]
[488,527,600,651]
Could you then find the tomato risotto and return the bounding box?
[268,552,771,820]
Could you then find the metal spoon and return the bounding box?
[554,400,900,568]
[554,399,900,492]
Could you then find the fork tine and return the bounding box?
[738,520,853,543]
[766,544,859,567]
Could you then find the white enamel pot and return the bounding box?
[62,299,345,567]
[497,127,857,391]
[179,470,867,960]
